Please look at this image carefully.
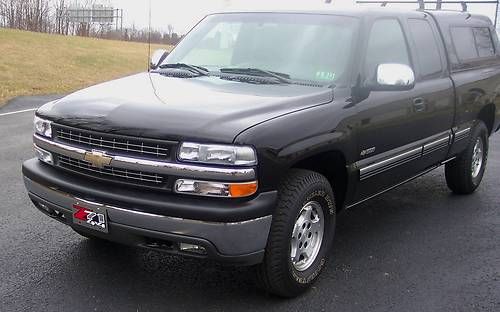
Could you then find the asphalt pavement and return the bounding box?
[0,96,499,311]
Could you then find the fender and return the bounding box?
[234,94,359,196]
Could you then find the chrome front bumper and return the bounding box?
[24,175,272,265]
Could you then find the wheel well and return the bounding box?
[477,104,496,136]
[291,151,348,211]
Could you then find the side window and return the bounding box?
[408,19,443,77]
[365,19,411,79]
[450,27,478,61]
[473,27,495,58]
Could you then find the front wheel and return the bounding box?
[445,121,489,195]
[256,169,336,297]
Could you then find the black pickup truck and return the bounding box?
[23,8,500,297]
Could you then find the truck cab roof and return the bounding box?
[215,7,494,26]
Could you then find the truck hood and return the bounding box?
[38,73,333,143]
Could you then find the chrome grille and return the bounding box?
[57,155,165,185]
[54,126,171,159]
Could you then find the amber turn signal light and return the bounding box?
[175,179,258,198]
[229,181,258,198]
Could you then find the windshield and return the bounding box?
[165,13,359,84]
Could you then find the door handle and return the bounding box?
[413,98,426,112]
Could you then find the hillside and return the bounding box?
[0,28,171,105]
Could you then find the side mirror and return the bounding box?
[150,49,169,70]
[375,63,415,91]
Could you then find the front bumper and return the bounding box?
[23,159,276,265]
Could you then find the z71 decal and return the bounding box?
[72,204,108,233]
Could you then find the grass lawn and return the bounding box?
[0,28,171,106]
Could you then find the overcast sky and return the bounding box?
[107,0,498,34]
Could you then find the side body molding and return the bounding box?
[355,126,471,181]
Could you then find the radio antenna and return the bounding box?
[148,0,152,72]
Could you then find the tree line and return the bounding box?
[0,0,182,45]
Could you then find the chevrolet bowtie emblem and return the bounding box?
[84,151,113,168]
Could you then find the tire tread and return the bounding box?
[256,169,335,297]
[445,121,488,195]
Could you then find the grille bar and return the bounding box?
[54,126,172,159]
[34,134,257,182]
[57,155,165,185]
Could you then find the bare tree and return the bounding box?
[0,0,51,32]
[0,0,183,45]
[0,0,5,26]
[54,0,70,34]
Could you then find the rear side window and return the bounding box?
[451,27,478,61]
[408,19,443,77]
[451,26,495,63]
[365,19,411,79]
[473,28,495,57]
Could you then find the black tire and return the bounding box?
[256,169,336,298]
[445,121,489,195]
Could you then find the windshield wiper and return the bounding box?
[158,63,210,76]
[219,68,292,84]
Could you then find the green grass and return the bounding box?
[0,28,171,105]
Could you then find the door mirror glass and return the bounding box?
[150,49,169,70]
[375,63,415,90]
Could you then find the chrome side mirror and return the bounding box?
[150,49,169,70]
[375,63,415,90]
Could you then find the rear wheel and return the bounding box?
[445,121,489,194]
[256,169,336,297]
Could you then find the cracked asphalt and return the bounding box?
[0,96,499,311]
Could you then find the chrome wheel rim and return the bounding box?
[471,138,484,179]
[290,201,325,272]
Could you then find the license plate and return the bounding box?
[72,201,108,233]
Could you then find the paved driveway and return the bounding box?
[0,96,498,311]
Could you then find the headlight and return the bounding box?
[34,116,52,138]
[178,142,257,166]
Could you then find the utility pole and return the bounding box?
[495,0,499,30]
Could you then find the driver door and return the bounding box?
[353,17,427,202]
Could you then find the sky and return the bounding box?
[104,0,498,34]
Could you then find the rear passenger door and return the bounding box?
[405,16,455,168]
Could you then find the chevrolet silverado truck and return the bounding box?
[22,8,500,297]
